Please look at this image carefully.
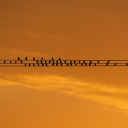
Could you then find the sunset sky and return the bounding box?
[1,0,128,128]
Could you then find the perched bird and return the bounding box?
[18,57,20,60]
[33,57,35,61]
[25,57,27,60]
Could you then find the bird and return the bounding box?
[18,57,20,60]
[33,57,35,61]
[25,57,27,60]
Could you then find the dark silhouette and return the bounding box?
[59,58,61,60]
[4,61,5,63]
[21,60,22,63]
[15,61,17,63]
[52,58,54,60]
[33,63,35,66]
[81,63,83,66]
[98,60,99,63]
[33,57,35,61]
[106,63,108,66]
[25,57,27,60]
[65,60,66,63]
[18,57,20,60]
[37,60,38,63]
[29,63,31,66]
[10,61,12,63]
[52,61,54,66]
[41,58,43,60]
[38,63,39,66]
[25,64,26,66]
[49,60,51,63]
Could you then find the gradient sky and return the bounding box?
[1,0,128,128]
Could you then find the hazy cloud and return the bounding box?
[1,74,128,114]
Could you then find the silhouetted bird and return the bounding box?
[52,61,54,66]
[115,63,116,66]
[74,60,76,64]
[29,63,31,66]
[52,58,54,60]
[41,58,43,60]
[4,61,5,63]
[95,63,96,66]
[10,61,12,63]
[15,61,17,63]
[18,57,20,60]
[79,61,80,63]
[42,63,44,66]
[85,63,87,66]
[67,63,69,66]
[37,60,38,63]
[25,64,26,66]
[106,63,108,66]
[33,58,35,61]
[76,63,77,66]
[83,61,85,63]
[61,63,62,66]
[108,60,109,63]
[38,63,39,66]
[59,58,61,60]
[49,60,51,63]
[41,60,42,63]
[98,60,99,63]
[25,57,27,60]
[81,63,83,66]
[33,63,35,66]
[21,60,22,63]
[65,60,66,63]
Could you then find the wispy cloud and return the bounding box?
[0,47,48,57]
[1,74,128,113]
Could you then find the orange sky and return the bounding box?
[1,0,128,128]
